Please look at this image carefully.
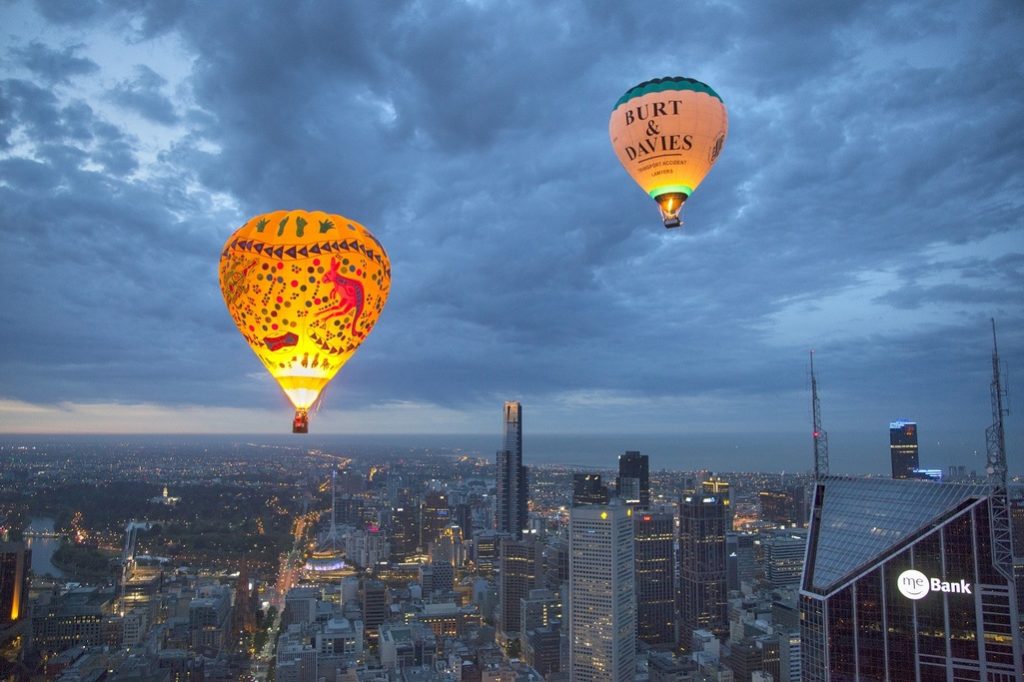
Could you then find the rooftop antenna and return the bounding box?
[986,319,1013,579]
[811,350,829,479]
[331,469,338,554]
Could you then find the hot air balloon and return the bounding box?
[219,209,391,433]
[609,76,728,228]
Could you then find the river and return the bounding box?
[25,516,69,579]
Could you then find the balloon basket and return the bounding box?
[292,410,309,434]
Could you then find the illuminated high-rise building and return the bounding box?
[634,511,676,648]
[0,541,30,626]
[801,476,1023,680]
[572,473,609,506]
[763,529,807,589]
[362,579,388,644]
[389,500,419,562]
[890,420,919,479]
[569,501,636,681]
[497,537,541,643]
[616,450,650,508]
[496,401,528,539]
[759,485,807,527]
[420,490,450,551]
[679,478,730,646]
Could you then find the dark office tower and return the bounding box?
[496,401,528,539]
[759,485,807,527]
[890,420,919,479]
[801,477,1023,680]
[572,473,609,506]
[362,579,388,643]
[635,511,676,648]
[0,541,30,625]
[726,532,757,592]
[679,479,730,646]
[617,451,650,508]
[542,537,569,592]
[389,501,419,562]
[420,491,450,550]
[232,559,256,636]
[454,503,474,541]
[497,537,541,643]
[729,636,781,682]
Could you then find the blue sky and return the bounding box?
[0,1,1021,472]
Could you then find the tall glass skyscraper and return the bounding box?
[0,541,30,625]
[569,501,636,681]
[890,420,920,479]
[634,511,676,648]
[497,537,541,642]
[616,450,650,508]
[496,401,528,539]
[801,476,1023,680]
[679,479,731,646]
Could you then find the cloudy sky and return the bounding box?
[0,0,1021,471]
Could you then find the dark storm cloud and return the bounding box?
[30,0,99,25]
[11,41,99,84]
[0,68,241,406]
[0,0,1021,447]
[108,64,177,124]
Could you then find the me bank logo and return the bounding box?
[897,569,973,600]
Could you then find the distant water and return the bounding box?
[0,430,1000,475]
[25,517,68,579]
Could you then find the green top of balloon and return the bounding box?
[614,76,723,108]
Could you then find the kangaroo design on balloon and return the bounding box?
[319,257,365,337]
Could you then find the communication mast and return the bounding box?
[986,319,1013,578]
[811,350,829,480]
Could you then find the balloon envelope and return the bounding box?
[219,209,390,414]
[609,76,728,227]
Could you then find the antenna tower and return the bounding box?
[811,350,829,479]
[986,319,1013,578]
[331,469,338,554]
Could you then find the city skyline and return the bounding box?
[0,1,1022,452]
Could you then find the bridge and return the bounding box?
[24,529,63,539]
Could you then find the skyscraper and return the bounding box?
[759,484,807,527]
[362,579,388,644]
[800,476,1023,680]
[389,500,419,562]
[890,420,919,479]
[497,537,541,644]
[634,511,676,648]
[763,529,807,589]
[420,490,450,551]
[496,401,528,539]
[572,473,609,506]
[679,479,730,646]
[616,450,650,508]
[569,501,636,681]
[0,541,30,626]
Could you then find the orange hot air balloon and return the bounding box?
[609,76,728,228]
[219,209,391,433]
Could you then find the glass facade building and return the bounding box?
[801,476,1023,681]
[890,420,920,479]
[679,479,730,646]
[634,511,676,647]
[497,401,528,539]
[0,541,31,625]
[572,473,609,506]
[616,450,650,508]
